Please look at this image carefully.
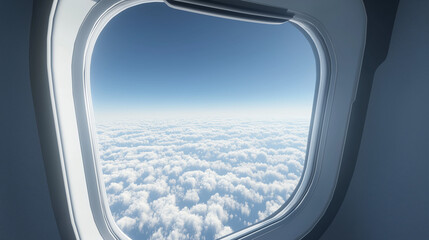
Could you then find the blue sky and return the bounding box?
[91,2,316,119]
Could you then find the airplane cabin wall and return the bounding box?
[0,0,428,239]
[320,0,429,239]
[0,1,61,239]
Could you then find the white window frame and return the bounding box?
[40,0,366,239]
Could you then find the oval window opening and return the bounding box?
[91,2,317,239]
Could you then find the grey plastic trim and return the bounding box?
[165,0,293,23]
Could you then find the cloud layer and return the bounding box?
[97,119,309,239]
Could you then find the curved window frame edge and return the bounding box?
[30,0,366,239]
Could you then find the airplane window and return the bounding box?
[90,2,316,239]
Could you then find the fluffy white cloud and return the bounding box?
[97,118,309,239]
[117,216,137,231]
[184,189,200,203]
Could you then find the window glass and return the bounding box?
[91,3,316,239]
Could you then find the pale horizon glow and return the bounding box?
[94,106,313,122]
